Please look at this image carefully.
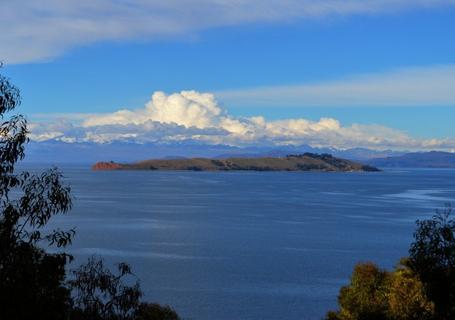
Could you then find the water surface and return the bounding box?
[37,166,455,320]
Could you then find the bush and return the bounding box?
[135,303,180,320]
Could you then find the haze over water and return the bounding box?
[41,166,455,320]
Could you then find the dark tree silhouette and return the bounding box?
[68,257,180,320]
[0,65,74,319]
[0,65,180,320]
[409,204,455,319]
[69,257,142,320]
[134,303,180,320]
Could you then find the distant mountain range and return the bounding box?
[23,140,455,168]
[368,151,455,168]
[23,140,405,163]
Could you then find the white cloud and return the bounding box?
[29,90,455,151]
[83,91,224,128]
[217,64,455,107]
[2,0,455,63]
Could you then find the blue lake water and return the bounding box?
[36,166,455,320]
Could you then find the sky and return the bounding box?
[2,0,455,151]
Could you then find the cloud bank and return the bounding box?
[217,64,455,107]
[2,0,455,63]
[29,90,455,151]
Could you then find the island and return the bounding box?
[92,153,380,172]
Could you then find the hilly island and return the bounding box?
[92,153,380,172]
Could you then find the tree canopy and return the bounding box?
[409,204,455,319]
[326,260,434,320]
[327,204,455,320]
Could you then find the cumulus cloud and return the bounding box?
[83,91,224,128]
[2,0,455,63]
[29,90,455,151]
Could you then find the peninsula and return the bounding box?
[92,153,379,172]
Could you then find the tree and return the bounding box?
[0,65,74,319]
[328,262,391,320]
[409,204,455,319]
[326,260,434,320]
[387,259,434,320]
[327,205,455,320]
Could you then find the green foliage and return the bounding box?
[330,262,391,320]
[326,260,434,320]
[327,205,455,320]
[409,204,455,319]
[388,259,434,320]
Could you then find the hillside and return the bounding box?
[92,153,379,172]
[368,151,455,168]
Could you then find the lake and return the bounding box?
[37,166,455,320]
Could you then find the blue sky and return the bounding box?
[2,1,455,150]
